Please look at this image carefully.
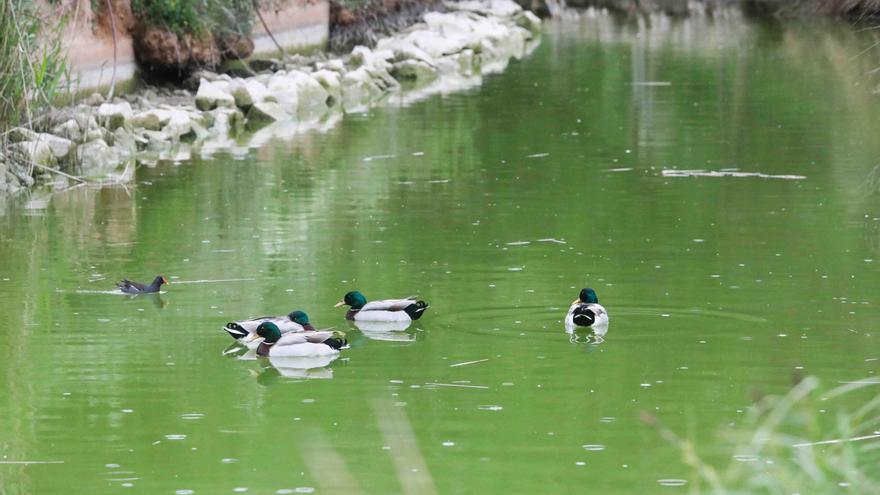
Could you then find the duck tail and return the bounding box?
[324,336,348,350]
[572,307,596,327]
[223,322,249,339]
[404,301,429,320]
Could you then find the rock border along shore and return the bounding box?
[0,0,540,195]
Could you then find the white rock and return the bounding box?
[350,46,393,72]
[229,78,271,109]
[514,10,541,35]
[113,128,138,159]
[97,102,133,129]
[8,141,53,168]
[247,101,291,123]
[316,59,345,72]
[210,107,244,133]
[83,127,108,143]
[77,139,120,174]
[35,134,74,160]
[131,109,173,131]
[51,119,82,142]
[287,71,330,115]
[392,59,438,83]
[378,38,435,66]
[267,75,300,113]
[411,30,469,59]
[341,67,383,112]
[195,78,235,111]
[162,109,195,139]
[312,70,343,106]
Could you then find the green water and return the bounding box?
[3,13,880,494]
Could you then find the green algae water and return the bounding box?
[3,13,880,493]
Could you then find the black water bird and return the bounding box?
[116,275,169,294]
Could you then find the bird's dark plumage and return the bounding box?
[116,275,168,294]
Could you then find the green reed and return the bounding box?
[0,0,68,133]
[646,376,880,494]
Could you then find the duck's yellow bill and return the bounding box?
[244,333,260,343]
[333,301,346,308]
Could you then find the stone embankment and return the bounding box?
[0,0,540,195]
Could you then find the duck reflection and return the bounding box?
[353,319,418,342]
[227,343,339,380]
[565,319,608,345]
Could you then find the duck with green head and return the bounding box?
[246,321,347,357]
[565,288,609,334]
[334,290,429,322]
[223,309,315,340]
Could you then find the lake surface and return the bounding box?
[2,10,880,493]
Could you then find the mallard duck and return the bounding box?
[116,275,168,294]
[223,310,314,340]
[246,321,347,357]
[565,288,609,333]
[334,290,429,322]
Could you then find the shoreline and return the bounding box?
[0,0,540,197]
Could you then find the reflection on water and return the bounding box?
[2,9,880,494]
[353,319,418,341]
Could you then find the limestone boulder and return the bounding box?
[311,70,343,106]
[7,140,56,167]
[514,10,541,35]
[391,59,438,84]
[52,119,83,142]
[341,67,384,112]
[378,39,435,66]
[403,27,470,58]
[113,128,138,160]
[161,109,196,139]
[210,107,244,133]
[36,134,74,161]
[228,78,271,109]
[98,102,134,130]
[131,109,173,131]
[266,74,300,114]
[77,139,120,175]
[247,101,291,123]
[195,78,235,111]
[364,66,400,92]
[83,127,110,143]
[286,71,330,115]
[316,59,345,72]
[349,46,394,72]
